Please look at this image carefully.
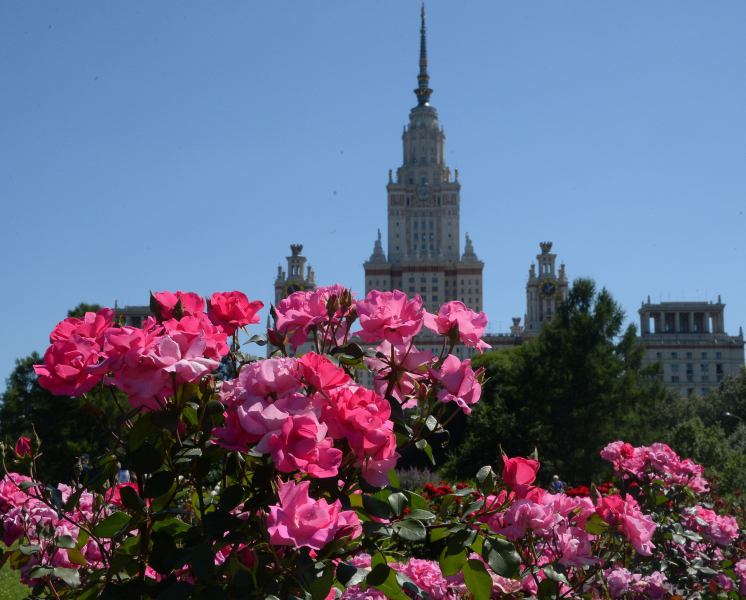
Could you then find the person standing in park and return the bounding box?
[551,475,566,494]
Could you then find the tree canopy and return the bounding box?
[444,278,668,486]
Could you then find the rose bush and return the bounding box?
[0,287,744,599]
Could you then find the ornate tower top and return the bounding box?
[290,244,303,257]
[415,4,433,107]
[539,241,553,254]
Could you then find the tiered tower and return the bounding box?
[274,245,316,305]
[523,242,569,336]
[364,5,483,315]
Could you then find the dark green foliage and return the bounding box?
[657,369,746,496]
[444,278,668,486]
[67,302,102,319]
[0,353,119,483]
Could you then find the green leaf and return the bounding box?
[538,577,559,600]
[388,469,401,488]
[19,481,41,491]
[151,410,181,432]
[128,441,163,474]
[475,466,495,496]
[406,509,435,520]
[363,494,391,520]
[337,562,367,587]
[119,486,147,511]
[144,471,176,499]
[92,512,131,538]
[154,581,194,600]
[367,564,408,600]
[415,439,435,465]
[29,565,53,579]
[395,572,429,600]
[54,567,81,589]
[439,549,467,577]
[55,535,76,549]
[310,564,335,600]
[463,559,492,600]
[542,563,569,585]
[482,536,521,579]
[388,492,408,516]
[129,413,156,451]
[219,484,244,512]
[393,518,426,541]
[584,513,608,536]
[439,494,456,518]
[67,548,86,567]
[19,544,40,555]
[431,527,450,542]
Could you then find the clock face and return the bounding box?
[416,184,430,200]
[283,282,304,298]
[539,279,558,299]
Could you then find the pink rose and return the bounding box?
[685,505,738,546]
[366,341,433,409]
[496,499,555,539]
[595,493,628,526]
[354,290,424,345]
[423,301,491,353]
[555,523,599,568]
[0,474,33,512]
[50,307,115,346]
[502,455,540,487]
[14,437,31,458]
[34,335,103,396]
[163,314,229,359]
[3,506,25,546]
[298,353,352,392]
[619,497,657,555]
[320,385,399,485]
[268,413,343,478]
[266,480,360,550]
[391,559,450,600]
[426,355,482,414]
[207,291,263,335]
[238,357,301,398]
[87,319,164,376]
[212,412,259,452]
[275,285,354,351]
[153,291,205,319]
[734,559,746,595]
[238,394,315,453]
[605,567,633,598]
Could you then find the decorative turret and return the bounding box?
[414,4,433,107]
[461,232,479,262]
[368,229,388,264]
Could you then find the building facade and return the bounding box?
[363,6,484,317]
[274,245,316,306]
[523,242,569,337]
[639,298,745,396]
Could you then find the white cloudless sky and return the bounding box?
[1,1,745,382]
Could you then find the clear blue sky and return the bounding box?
[1,2,745,383]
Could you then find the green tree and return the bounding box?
[67,302,102,319]
[0,301,121,483]
[444,278,667,486]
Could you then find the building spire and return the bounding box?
[414,3,433,106]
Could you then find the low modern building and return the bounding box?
[639,298,745,396]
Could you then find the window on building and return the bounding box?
[671,376,679,383]
[716,364,723,374]
[671,352,677,359]
[421,295,427,302]
[420,277,426,283]
[716,352,722,359]
[686,364,693,374]
[702,375,709,383]
[430,245,434,252]
[687,388,694,396]
[701,364,709,372]
[717,375,724,382]
[701,352,708,359]
[409,277,415,283]
[429,221,434,229]
[368,280,372,286]
[409,287,415,292]
[461,280,464,285]
[432,286,438,291]
[433,296,438,303]
[671,364,679,372]
[445,282,449,287]
[430,233,434,240]
[687,375,693,383]
[656,352,663,359]
[686,352,692,359]
[432,277,438,282]
[376,280,379,285]
[414,222,418,229]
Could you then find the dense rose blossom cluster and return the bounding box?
[601,441,709,492]
[10,286,745,598]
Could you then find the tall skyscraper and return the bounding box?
[364,6,484,316]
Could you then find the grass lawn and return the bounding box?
[0,545,31,600]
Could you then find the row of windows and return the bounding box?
[656,351,723,360]
[669,364,724,373]
[392,210,456,216]
[671,376,724,383]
